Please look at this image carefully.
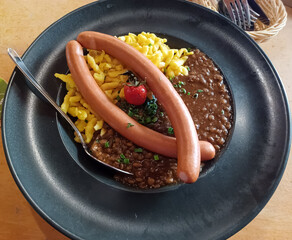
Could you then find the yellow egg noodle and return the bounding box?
[55,32,193,143]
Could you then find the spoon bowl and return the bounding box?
[7,48,132,176]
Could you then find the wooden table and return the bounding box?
[0,1,291,239]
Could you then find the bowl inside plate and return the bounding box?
[56,32,236,193]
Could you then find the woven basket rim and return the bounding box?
[195,0,288,42]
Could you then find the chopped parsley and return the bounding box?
[174,81,185,89]
[128,110,134,117]
[152,116,158,123]
[186,66,190,71]
[104,141,110,148]
[154,155,159,161]
[180,88,187,94]
[193,89,204,98]
[127,123,134,128]
[144,96,158,117]
[168,127,174,135]
[117,153,130,164]
[134,148,143,153]
[145,116,152,124]
[119,96,159,126]
[123,158,130,164]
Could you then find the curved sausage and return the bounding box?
[66,32,205,182]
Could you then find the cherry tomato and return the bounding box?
[124,85,147,105]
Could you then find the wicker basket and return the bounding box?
[188,0,287,43]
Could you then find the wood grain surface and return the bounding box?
[0,1,291,239]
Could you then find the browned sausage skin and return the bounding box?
[66,32,210,182]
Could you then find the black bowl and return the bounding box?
[2,0,290,239]
[55,32,235,194]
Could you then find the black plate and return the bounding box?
[2,0,291,239]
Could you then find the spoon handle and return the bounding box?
[7,48,87,148]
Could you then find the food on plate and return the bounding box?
[68,31,201,183]
[56,32,233,189]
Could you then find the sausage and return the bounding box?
[66,32,207,183]
[200,141,216,161]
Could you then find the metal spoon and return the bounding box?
[7,48,132,175]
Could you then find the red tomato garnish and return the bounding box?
[124,85,147,105]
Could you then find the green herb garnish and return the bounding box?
[152,117,158,123]
[180,88,187,94]
[127,123,134,128]
[146,116,152,124]
[154,155,159,160]
[120,96,158,127]
[144,96,158,116]
[134,148,143,153]
[186,66,190,71]
[104,141,110,148]
[148,43,152,47]
[117,153,130,164]
[176,81,185,89]
[187,92,191,95]
[197,89,204,93]
[128,110,134,117]
[123,158,130,164]
[168,127,174,135]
